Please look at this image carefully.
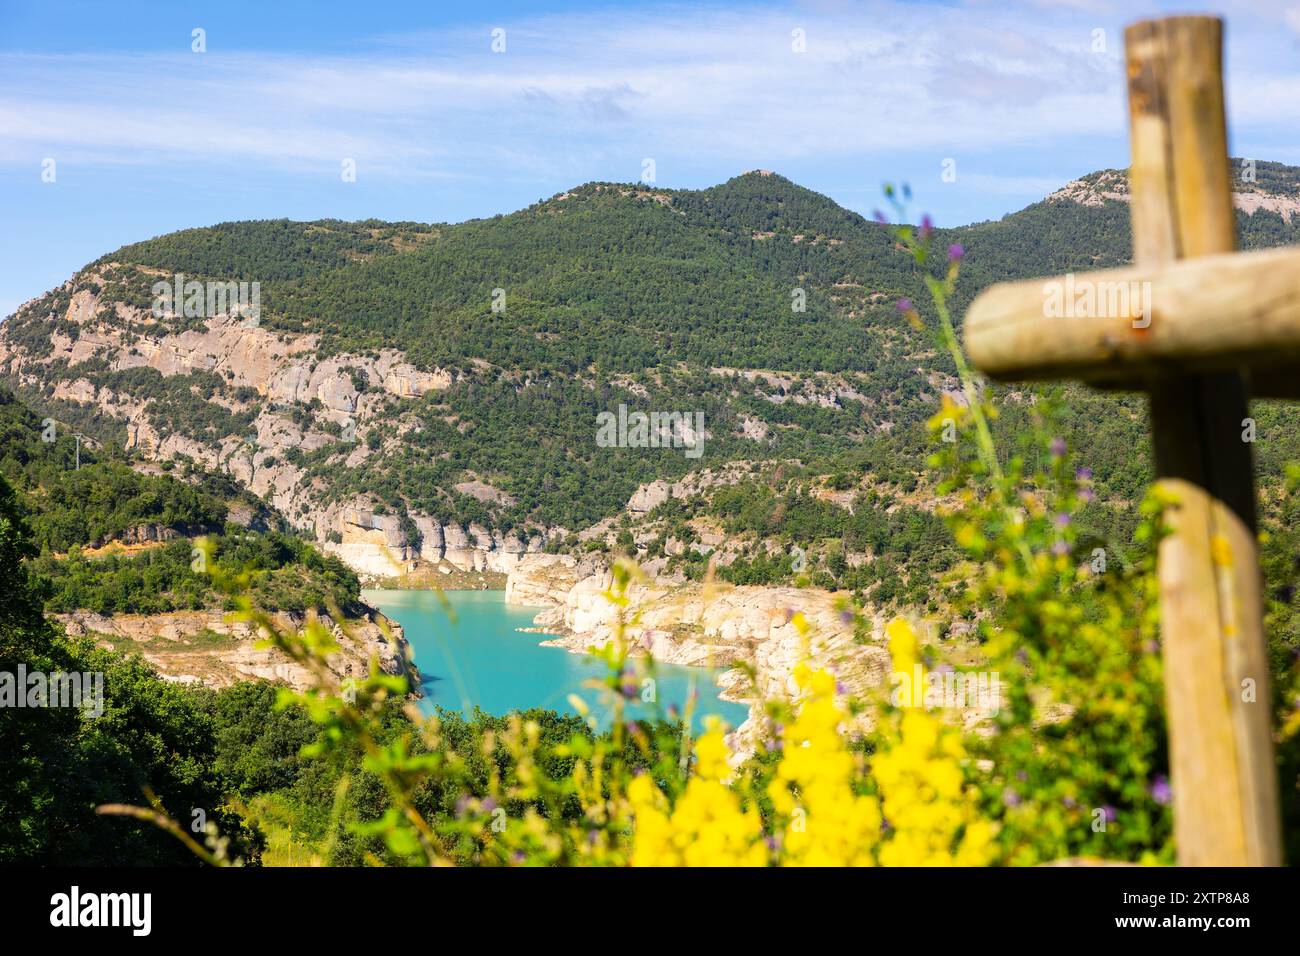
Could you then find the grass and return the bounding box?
[247,792,327,867]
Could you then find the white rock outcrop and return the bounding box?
[505,554,892,750]
[58,606,418,692]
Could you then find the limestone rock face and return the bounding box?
[384,363,451,398]
[455,479,517,508]
[57,605,419,693]
[66,288,100,325]
[440,523,475,569]
[413,517,445,563]
[1047,167,1300,222]
[316,512,545,583]
[625,462,755,513]
[53,378,98,404]
[738,416,770,441]
[53,312,450,411]
[505,553,584,607]
[322,505,414,579]
[505,554,892,753]
[0,269,559,585]
[96,523,182,548]
[628,480,671,513]
[311,505,545,583]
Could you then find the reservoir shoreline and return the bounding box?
[363,587,748,733]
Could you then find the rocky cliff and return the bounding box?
[1047,164,1300,221]
[505,553,892,748]
[58,604,419,693]
[0,269,547,581]
[325,504,552,582]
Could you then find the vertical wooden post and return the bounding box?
[1125,16,1281,865]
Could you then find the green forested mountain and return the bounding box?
[0,469,258,864]
[0,386,230,549]
[0,385,363,618]
[4,163,1300,547]
[5,163,1300,868]
[0,447,670,868]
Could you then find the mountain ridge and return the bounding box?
[5,161,1300,589]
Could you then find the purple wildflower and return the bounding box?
[1054,512,1071,528]
[873,209,888,224]
[919,214,934,240]
[896,297,913,314]
[1003,788,1021,808]
[1102,805,1118,823]
[948,242,965,262]
[1075,466,1093,481]
[1050,437,1067,457]
[1150,775,1172,806]
[1051,539,1070,556]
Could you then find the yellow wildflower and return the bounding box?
[627,723,766,867]
[768,663,881,866]
[873,618,998,866]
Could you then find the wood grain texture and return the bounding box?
[1126,14,1279,866]
[963,14,1284,866]
[964,247,1300,382]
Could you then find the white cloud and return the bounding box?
[0,3,1137,181]
[0,0,1294,196]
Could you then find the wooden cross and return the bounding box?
[965,15,1289,866]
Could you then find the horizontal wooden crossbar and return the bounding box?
[964,246,1300,387]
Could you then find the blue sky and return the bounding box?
[3,0,1300,317]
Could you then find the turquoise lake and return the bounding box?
[362,588,750,733]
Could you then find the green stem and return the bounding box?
[927,275,1034,567]
[927,278,1000,479]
